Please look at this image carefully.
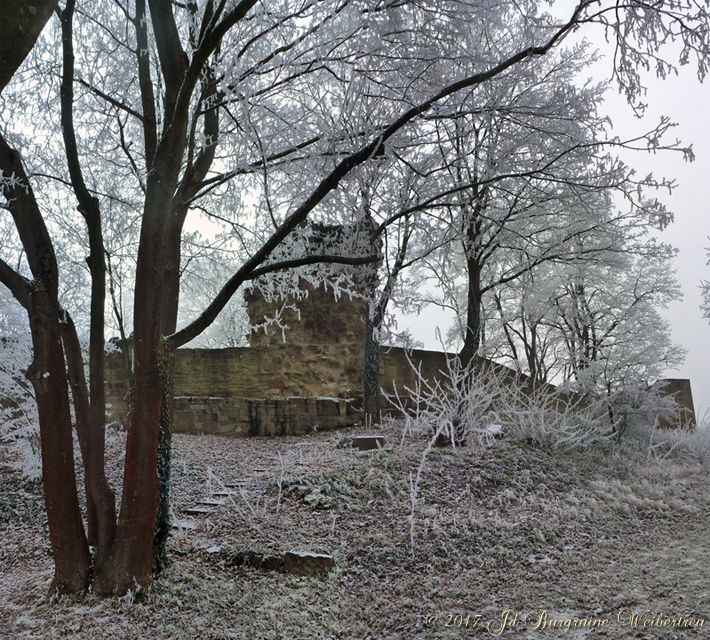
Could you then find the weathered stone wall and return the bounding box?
[105,343,367,430]
[105,345,479,425]
[104,345,447,428]
[105,345,565,428]
[105,346,694,435]
[658,378,697,428]
[245,282,369,347]
[172,396,361,437]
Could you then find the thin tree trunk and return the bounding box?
[458,258,482,370]
[61,313,116,573]
[59,0,117,571]
[362,218,407,425]
[362,315,380,424]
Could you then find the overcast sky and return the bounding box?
[571,29,710,422]
[607,69,710,421]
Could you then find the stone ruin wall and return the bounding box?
[105,343,444,436]
[244,283,369,348]
[658,378,697,428]
[105,343,697,437]
[104,344,586,437]
[104,260,697,435]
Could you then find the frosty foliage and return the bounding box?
[484,230,685,436]
[242,218,379,341]
[2,0,705,349]
[391,340,610,557]
[392,346,609,452]
[0,302,41,479]
[3,0,710,597]
[392,352,504,450]
[702,242,710,323]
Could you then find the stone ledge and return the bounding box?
[232,550,336,577]
[172,396,363,437]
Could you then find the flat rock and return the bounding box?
[181,506,213,515]
[283,551,335,577]
[197,498,225,506]
[351,435,386,451]
[172,520,197,530]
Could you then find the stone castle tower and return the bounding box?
[245,220,379,349]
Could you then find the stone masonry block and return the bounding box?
[283,551,335,577]
[351,435,386,451]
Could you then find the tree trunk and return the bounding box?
[0,0,57,92]
[362,316,381,425]
[61,314,116,573]
[458,258,482,370]
[59,0,117,568]
[92,181,170,595]
[0,132,91,593]
[362,218,405,425]
[151,212,187,573]
[27,294,92,594]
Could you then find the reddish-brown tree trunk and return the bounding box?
[61,315,116,572]
[27,294,92,594]
[0,132,91,593]
[92,167,174,594]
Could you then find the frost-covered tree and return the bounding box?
[395,41,684,377]
[488,227,686,434]
[2,0,710,595]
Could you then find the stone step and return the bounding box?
[181,506,212,516]
[283,551,335,577]
[172,519,197,530]
[197,498,225,506]
[246,550,336,577]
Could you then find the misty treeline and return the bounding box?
[1,0,708,595]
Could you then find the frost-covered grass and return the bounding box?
[1,418,709,639]
[639,409,710,469]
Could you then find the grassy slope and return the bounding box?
[1,421,708,639]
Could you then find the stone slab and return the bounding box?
[248,551,283,571]
[351,435,386,451]
[181,506,212,515]
[283,551,335,577]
